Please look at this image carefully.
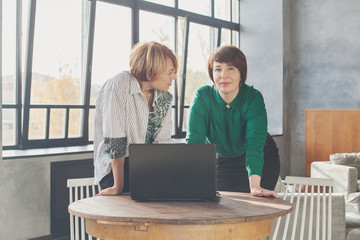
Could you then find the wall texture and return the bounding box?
[288,0,360,175]
[241,0,360,177]
[0,0,3,177]
[0,153,93,239]
[240,0,284,136]
[240,0,288,177]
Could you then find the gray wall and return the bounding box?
[0,153,93,239]
[0,0,3,177]
[240,0,288,177]
[240,0,284,137]
[287,0,360,175]
[241,0,360,177]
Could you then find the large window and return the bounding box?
[2,0,240,150]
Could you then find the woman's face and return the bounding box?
[149,58,176,91]
[212,61,241,97]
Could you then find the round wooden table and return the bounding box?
[68,191,292,240]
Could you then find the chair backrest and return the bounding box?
[271,176,334,240]
[67,177,101,240]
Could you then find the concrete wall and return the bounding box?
[241,0,360,177]
[240,0,289,177]
[287,0,360,175]
[240,0,284,136]
[0,153,92,239]
[0,0,3,178]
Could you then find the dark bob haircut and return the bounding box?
[207,45,247,86]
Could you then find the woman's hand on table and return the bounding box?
[249,174,278,198]
[251,187,278,198]
[97,186,122,196]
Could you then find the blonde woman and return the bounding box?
[94,42,177,195]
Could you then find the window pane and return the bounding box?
[49,109,66,138]
[221,28,232,46]
[31,0,84,105]
[2,0,16,104]
[140,10,176,96]
[29,109,46,139]
[139,11,175,50]
[232,0,239,23]
[88,109,95,141]
[220,28,239,47]
[232,30,239,46]
[215,0,231,21]
[184,23,217,106]
[143,0,174,7]
[91,2,131,105]
[176,17,188,102]
[2,109,16,146]
[182,108,189,131]
[179,0,210,16]
[68,109,82,137]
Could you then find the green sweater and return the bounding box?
[186,84,267,176]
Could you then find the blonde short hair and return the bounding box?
[129,41,178,82]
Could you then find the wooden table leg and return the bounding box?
[86,219,274,240]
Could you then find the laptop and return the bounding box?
[129,144,217,201]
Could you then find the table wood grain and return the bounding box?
[68,191,292,240]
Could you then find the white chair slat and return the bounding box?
[86,186,90,199]
[282,185,296,240]
[69,186,74,240]
[92,184,96,196]
[67,177,100,240]
[272,177,333,240]
[80,186,84,199]
[271,184,291,240]
[81,217,85,240]
[75,215,79,240]
[75,186,79,202]
[316,188,321,240]
[322,189,326,240]
[299,185,309,240]
[70,215,74,240]
[290,184,302,240]
[328,187,332,240]
[81,186,86,240]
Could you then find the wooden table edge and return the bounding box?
[68,193,293,225]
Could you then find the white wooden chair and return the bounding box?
[271,176,334,240]
[67,177,101,240]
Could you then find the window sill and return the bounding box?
[2,145,93,160]
[2,138,187,160]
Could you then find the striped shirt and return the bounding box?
[93,71,173,184]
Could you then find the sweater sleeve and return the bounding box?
[244,90,268,177]
[186,87,209,144]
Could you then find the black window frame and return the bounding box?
[2,0,240,150]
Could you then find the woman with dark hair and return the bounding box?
[186,45,279,198]
[94,41,177,196]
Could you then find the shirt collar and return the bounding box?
[129,73,159,104]
[129,73,142,94]
[214,86,244,112]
